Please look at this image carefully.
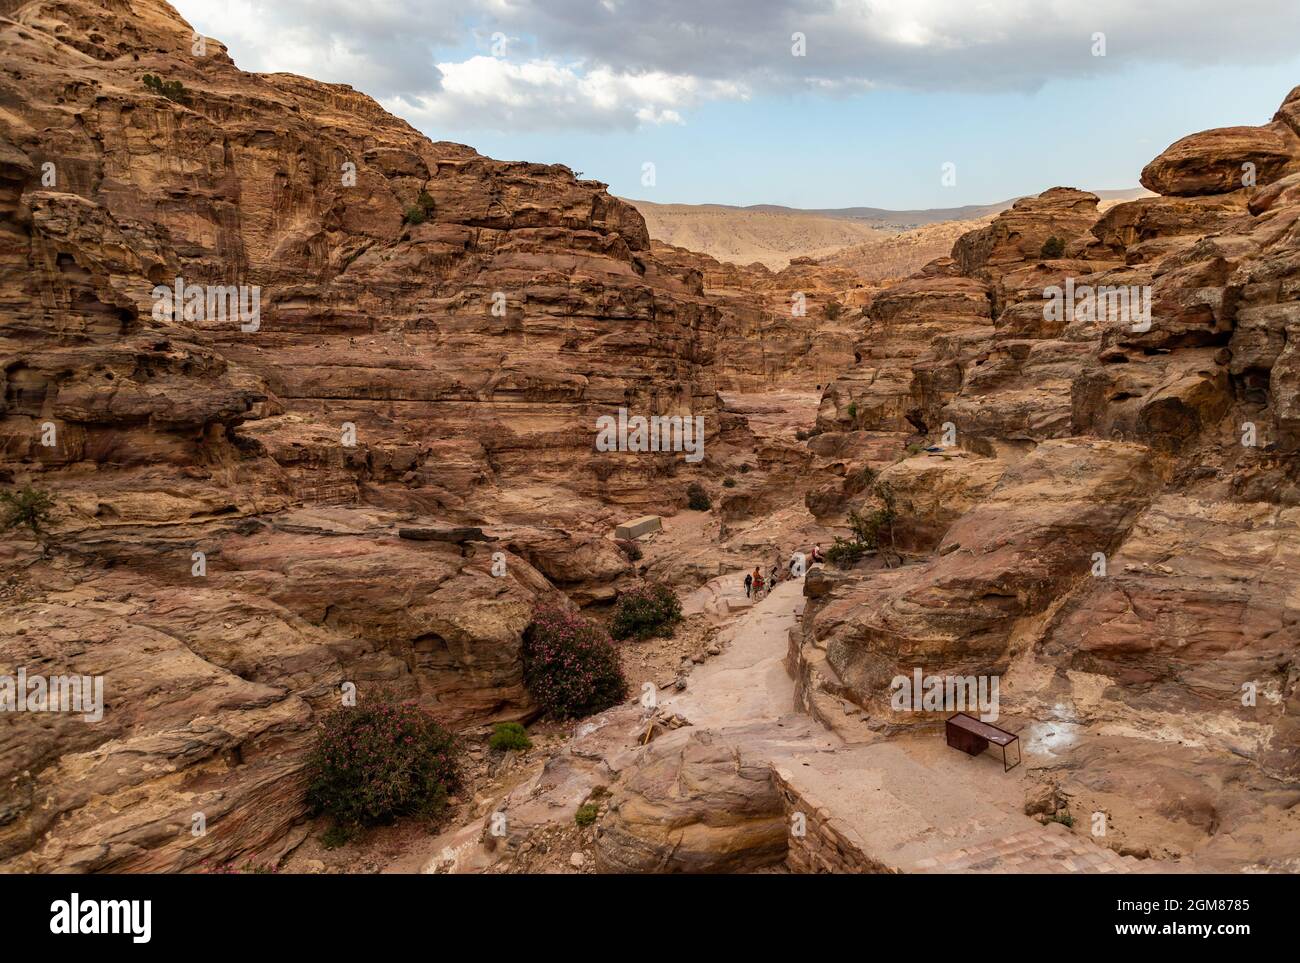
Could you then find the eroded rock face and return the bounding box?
[0,504,570,872]
[651,241,871,391]
[952,188,1101,283]
[800,441,1154,723]
[816,272,992,437]
[874,450,1004,552]
[1038,494,1300,777]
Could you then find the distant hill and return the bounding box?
[627,189,1151,270]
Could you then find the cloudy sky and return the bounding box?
[173,0,1300,209]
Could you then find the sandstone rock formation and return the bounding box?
[651,241,871,391]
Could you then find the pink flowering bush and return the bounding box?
[524,607,628,718]
[610,582,682,641]
[304,689,460,835]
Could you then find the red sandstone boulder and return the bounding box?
[1140,124,1300,197]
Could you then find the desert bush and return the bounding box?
[305,689,461,835]
[826,483,898,569]
[142,73,187,103]
[722,477,736,488]
[1,486,54,545]
[575,803,599,827]
[403,190,436,225]
[824,537,868,568]
[615,538,643,562]
[846,401,858,423]
[524,607,628,718]
[794,429,810,441]
[686,482,711,511]
[822,299,844,321]
[1040,235,1066,258]
[488,721,532,752]
[610,582,682,641]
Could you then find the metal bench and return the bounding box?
[945,712,1022,772]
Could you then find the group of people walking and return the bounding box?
[744,543,823,599]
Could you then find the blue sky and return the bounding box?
[466,60,1300,208]
[175,1,1300,210]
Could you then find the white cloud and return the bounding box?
[388,56,745,131]
[172,0,1300,132]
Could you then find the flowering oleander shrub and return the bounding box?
[304,689,461,835]
[524,607,628,719]
[610,582,682,641]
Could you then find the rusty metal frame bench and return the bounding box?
[945,712,1021,772]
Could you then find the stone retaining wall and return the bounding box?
[772,767,899,874]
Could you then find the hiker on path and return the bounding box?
[744,571,753,597]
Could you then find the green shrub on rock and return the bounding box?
[489,722,532,752]
[0,486,54,545]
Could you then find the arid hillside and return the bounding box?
[628,199,884,269]
[630,190,1150,274]
[817,216,997,282]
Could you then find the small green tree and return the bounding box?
[142,73,188,103]
[825,482,898,569]
[0,486,55,549]
[1040,236,1066,259]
